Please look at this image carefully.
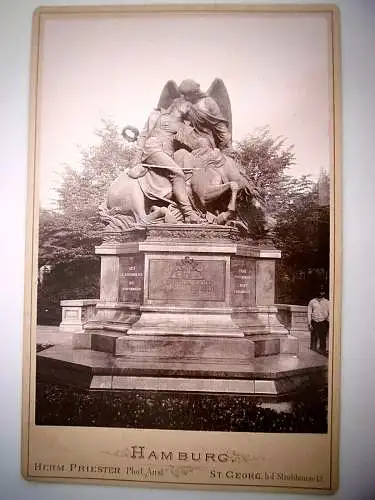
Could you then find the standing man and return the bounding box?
[307,288,330,355]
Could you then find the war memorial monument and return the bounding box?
[37,79,327,403]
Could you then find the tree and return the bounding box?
[234,127,295,216]
[37,120,132,324]
[232,129,329,304]
[38,120,132,270]
[273,177,330,304]
[56,120,133,217]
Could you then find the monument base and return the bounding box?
[73,331,299,360]
[37,225,327,403]
[79,225,296,355]
[37,344,327,398]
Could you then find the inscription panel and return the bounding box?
[119,255,144,303]
[256,260,275,305]
[230,257,256,307]
[148,257,225,302]
[64,309,79,320]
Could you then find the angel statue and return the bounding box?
[158,78,233,153]
[100,78,270,236]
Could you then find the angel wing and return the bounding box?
[206,78,232,133]
[157,80,180,110]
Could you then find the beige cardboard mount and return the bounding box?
[21,4,341,494]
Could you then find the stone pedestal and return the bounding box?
[276,304,311,352]
[40,225,327,400]
[79,225,298,361]
[59,299,98,332]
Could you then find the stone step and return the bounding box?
[36,344,328,399]
[73,331,298,359]
[248,335,298,357]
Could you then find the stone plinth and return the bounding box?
[79,225,298,361]
[59,299,98,332]
[39,225,328,401]
[37,344,327,397]
[276,304,311,350]
[276,304,309,335]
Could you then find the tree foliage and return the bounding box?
[37,120,132,323]
[274,179,330,304]
[232,129,329,303]
[235,127,296,216]
[56,121,133,215]
[39,120,133,264]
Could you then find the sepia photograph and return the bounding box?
[22,4,341,494]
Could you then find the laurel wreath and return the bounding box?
[122,125,139,143]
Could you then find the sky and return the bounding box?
[36,11,333,207]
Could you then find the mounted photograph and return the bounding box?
[22,4,341,494]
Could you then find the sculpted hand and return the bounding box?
[127,164,148,179]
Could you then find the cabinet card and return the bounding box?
[22,4,341,494]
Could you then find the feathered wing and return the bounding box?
[206,78,232,132]
[157,80,180,110]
